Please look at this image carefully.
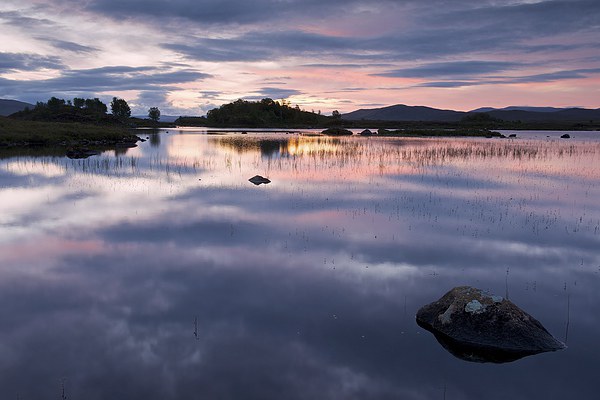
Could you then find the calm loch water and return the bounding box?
[1,129,599,399]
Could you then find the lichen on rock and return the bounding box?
[464,299,486,314]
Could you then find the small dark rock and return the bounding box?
[416,286,565,363]
[509,134,517,138]
[561,134,571,139]
[359,129,374,136]
[249,175,271,185]
[321,128,353,136]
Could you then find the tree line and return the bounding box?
[176,98,337,127]
[11,96,161,125]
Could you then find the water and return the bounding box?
[1,129,599,399]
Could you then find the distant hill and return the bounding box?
[470,106,567,113]
[0,99,34,116]
[485,108,600,122]
[342,104,465,122]
[343,104,600,123]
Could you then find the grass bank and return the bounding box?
[0,117,139,147]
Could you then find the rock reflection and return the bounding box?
[418,326,541,363]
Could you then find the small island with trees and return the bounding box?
[0,96,166,149]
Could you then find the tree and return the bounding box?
[148,107,161,123]
[47,97,66,111]
[84,98,107,114]
[111,97,131,121]
[73,98,85,108]
[332,110,341,119]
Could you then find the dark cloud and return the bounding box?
[82,0,399,25]
[416,81,480,88]
[449,0,600,38]
[247,87,303,100]
[0,65,211,104]
[412,68,600,88]
[0,52,65,72]
[509,68,600,83]
[163,31,369,63]
[303,63,392,69]
[0,10,56,28]
[157,1,599,68]
[36,38,99,54]
[373,61,522,79]
[199,91,223,99]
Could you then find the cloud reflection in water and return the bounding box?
[0,131,599,399]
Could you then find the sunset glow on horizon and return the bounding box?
[1,0,599,115]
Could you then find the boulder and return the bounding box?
[561,134,571,139]
[359,129,373,136]
[248,175,271,185]
[416,286,565,363]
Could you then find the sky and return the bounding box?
[0,0,599,116]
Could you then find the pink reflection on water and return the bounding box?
[0,237,104,265]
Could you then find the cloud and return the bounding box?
[373,61,522,79]
[0,66,211,93]
[416,81,481,88]
[163,31,369,63]
[81,0,401,25]
[245,87,303,101]
[0,52,65,72]
[0,64,211,105]
[412,68,600,88]
[508,68,600,83]
[35,38,99,54]
[0,10,56,28]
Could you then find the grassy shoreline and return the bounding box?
[0,117,140,147]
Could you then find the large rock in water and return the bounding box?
[416,286,565,363]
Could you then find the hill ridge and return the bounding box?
[0,99,35,116]
[343,104,600,122]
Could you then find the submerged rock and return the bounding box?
[248,175,271,185]
[416,286,565,363]
[561,134,571,139]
